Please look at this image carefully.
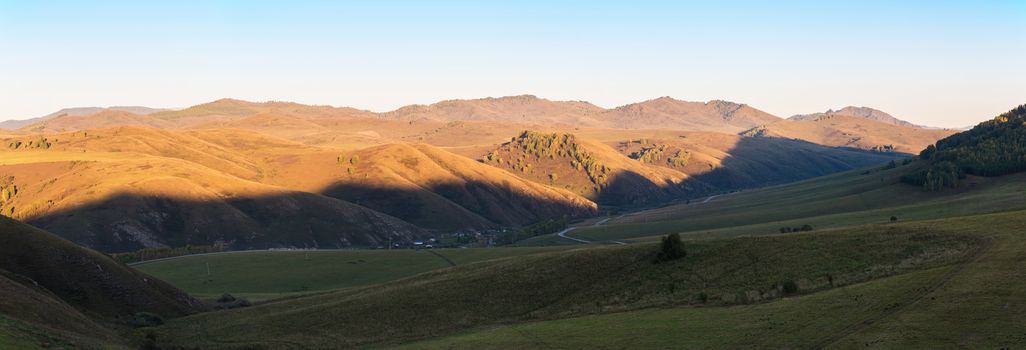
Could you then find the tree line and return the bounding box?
[902,104,1026,190]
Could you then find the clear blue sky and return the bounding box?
[1,1,1024,127]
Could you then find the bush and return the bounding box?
[890,216,898,223]
[217,293,236,303]
[654,233,686,263]
[782,280,799,295]
[128,312,164,328]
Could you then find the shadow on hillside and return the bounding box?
[21,136,905,253]
[24,177,599,253]
[321,179,597,231]
[599,136,907,209]
[685,136,907,191]
[24,190,433,253]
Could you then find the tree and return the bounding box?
[655,233,686,263]
[890,216,898,223]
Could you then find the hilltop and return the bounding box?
[742,114,955,154]
[601,97,780,133]
[9,97,952,159]
[0,106,167,129]
[382,95,606,126]
[790,106,921,127]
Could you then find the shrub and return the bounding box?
[782,280,799,295]
[128,312,164,328]
[214,293,252,309]
[800,224,813,232]
[890,216,898,223]
[697,292,709,304]
[654,233,686,263]
[217,293,236,303]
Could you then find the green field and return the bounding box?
[133,156,1026,349]
[147,222,982,349]
[134,247,568,300]
[395,210,1026,349]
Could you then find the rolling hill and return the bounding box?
[381,95,605,126]
[321,143,598,231]
[600,97,780,133]
[0,128,429,252]
[607,131,905,190]
[790,106,921,127]
[482,130,695,206]
[0,215,204,348]
[741,114,955,154]
[0,127,598,251]
[0,106,167,130]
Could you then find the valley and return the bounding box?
[0,99,1020,349]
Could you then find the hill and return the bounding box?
[381,95,605,126]
[902,104,1026,190]
[0,127,600,251]
[482,130,695,206]
[741,114,955,154]
[600,97,780,133]
[790,106,920,127]
[321,143,597,230]
[0,215,204,348]
[0,106,167,129]
[0,127,428,252]
[607,131,905,191]
[21,110,173,133]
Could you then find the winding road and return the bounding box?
[555,217,626,245]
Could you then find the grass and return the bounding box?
[393,209,1026,349]
[149,224,979,349]
[570,162,1026,242]
[390,267,954,349]
[134,247,568,300]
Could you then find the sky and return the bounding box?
[1,1,1024,128]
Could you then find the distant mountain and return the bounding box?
[601,97,781,133]
[742,115,955,154]
[0,106,167,129]
[383,96,782,133]
[790,106,921,128]
[382,95,606,126]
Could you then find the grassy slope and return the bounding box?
[570,160,1026,242]
[322,143,598,231]
[150,226,978,349]
[0,216,206,349]
[396,210,1026,349]
[134,247,567,301]
[746,114,955,154]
